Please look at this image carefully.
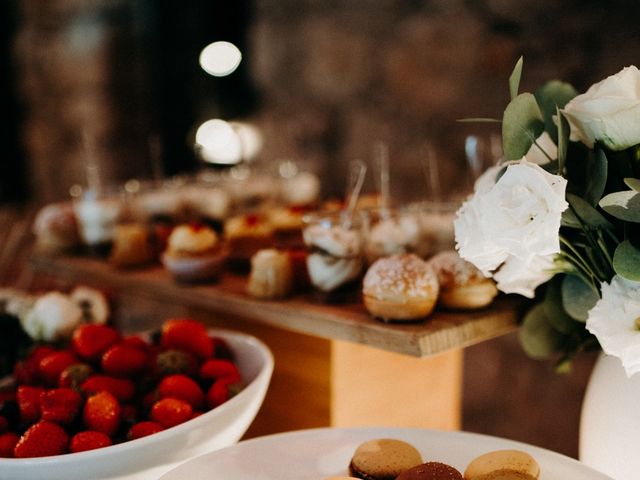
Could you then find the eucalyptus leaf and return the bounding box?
[556,108,569,175]
[584,149,608,206]
[600,190,640,223]
[566,193,614,229]
[518,304,563,359]
[543,278,578,334]
[561,274,599,322]
[624,177,640,192]
[535,81,578,142]
[561,208,581,229]
[509,56,524,100]
[613,240,640,281]
[502,93,545,160]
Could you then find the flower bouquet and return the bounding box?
[455,59,640,375]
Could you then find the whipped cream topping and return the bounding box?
[167,224,219,255]
[303,225,361,258]
[306,252,362,292]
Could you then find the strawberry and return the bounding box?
[101,344,148,377]
[13,345,55,385]
[155,349,198,376]
[206,378,241,409]
[17,385,44,424]
[83,391,121,437]
[211,337,234,360]
[127,421,164,440]
[150,398,193,428]
[38,351,78,386]
[158,375,204,409]
[0,432,19,457]
[69,431,112,453]
[161,319,213,360]
[120,336,149,351]
[81,375,135,402]
[40,388,83,425]
[59,363,93,390]
[14,421,69,458]
[72,324,120,361]
[199,359,241,383]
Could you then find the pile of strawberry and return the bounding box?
[0,318,243,458]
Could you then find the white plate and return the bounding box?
[159,427,613,480]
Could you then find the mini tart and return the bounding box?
[397,462,463,480]
[427,250,498,310]
[464,449,540,480]
[362,254,439,322]
[224,214,275,262]
[162,224,228,282]
[349,438,423,480]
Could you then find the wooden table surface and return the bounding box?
[30,253,523,358]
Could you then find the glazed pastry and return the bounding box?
[162,223,228,282]
[349,438,423,480]
[362,254,439,321]
[365,212,421,263]
[427,250,498,310]
[397,462,463,480]
[303,223,363,292]
[109,223,154,268]
[224,214,275,263]
[464,450,540,480]
[247,249,294,299]
[32,202,80,253]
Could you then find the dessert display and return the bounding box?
[162,223,228,282]
[397,462,463,480]
[128,181,185,224]
[0,315,245,458]
[349,438,423,480]
[266,205,308,250]
[302,211,365,293]
[224,214,275,265]
[278,170,321,207]
[463,449,540,480]
[247,249,294,299]
[427,251,498,311]
[32,202,80,254]
[364,209,421,263]
[362,254,439,322]
[73,190,124,256]
[181,184,232,231]
[108,223,155,268]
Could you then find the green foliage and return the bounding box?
[561,274,599,322]
[509,56,524,100]
[502,93,545,160]
[600,190,640,222]
[613,240,640,281]
[518,304,563,359]
[535,81,578,142]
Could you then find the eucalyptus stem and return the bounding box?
[559,235,601,283]
[596,232,615,272]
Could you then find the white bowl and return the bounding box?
[0,329,274,480]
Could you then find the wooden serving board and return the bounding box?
[29,254,523,358]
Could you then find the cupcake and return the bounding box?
[162,223,228,283]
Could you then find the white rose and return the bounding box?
[455,159,568,277]
[493,253,556,298]
[561,65,640,151]
[586,275,640,377]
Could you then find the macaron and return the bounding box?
[349,438,423,480]
[397,462,463,480]
[464,449,540,480]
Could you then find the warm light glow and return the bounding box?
[195,119,263,165]
[199,41,242,77]
[196,119,243,165]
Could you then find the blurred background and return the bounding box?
[1,0,638,457]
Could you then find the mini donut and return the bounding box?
[362,254,439,322]
[427,250,498,310]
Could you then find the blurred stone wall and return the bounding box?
[13,0,640,203]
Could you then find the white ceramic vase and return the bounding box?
[580,352,640,480]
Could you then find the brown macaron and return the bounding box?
[349,438,423,480]
[464,449,540,480]
[397,462,463,480]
